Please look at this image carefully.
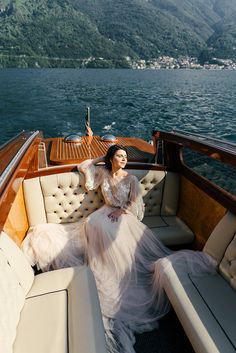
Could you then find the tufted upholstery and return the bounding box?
[129,169,167,215]
[24,170,176,225]
[24,172,104,225]
[129,169,193,244]
[128,169,179,216]
[23,169,194,245]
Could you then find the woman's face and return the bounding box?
[111,149,128,169]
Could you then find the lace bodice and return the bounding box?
[78,160,144,220]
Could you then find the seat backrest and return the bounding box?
[0,232,34,353]
[219,234,236,290]
[23,172,104,226]
[23,170,180,227]
[203,212,236,263]
[129,169,179,216]
[204,211,236,290]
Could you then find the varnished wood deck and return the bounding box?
[49,136,155,165]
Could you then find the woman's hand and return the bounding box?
[86,125,93,136]
[108,208,126,222]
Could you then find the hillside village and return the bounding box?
[131,56,236,70]
[82,55,236,70]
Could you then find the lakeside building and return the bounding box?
[1,52,236,69]
[132,56,236,70]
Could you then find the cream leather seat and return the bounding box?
[129,169,194,245]
[0,232,107,353]
[159,212,236,353]
[23,170,194,246]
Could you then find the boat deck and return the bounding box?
[135,310,195,353]
[47,135,155,165]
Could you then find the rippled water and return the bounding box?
[0,68,236,144]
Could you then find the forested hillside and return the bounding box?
[0,0,236,67]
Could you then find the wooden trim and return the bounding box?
[0,135,41,232]
[0,131,42,195]
[3,185,29,245]
[153,130,236,168]
[0,131,32,175]
[25,162,167,179]
[152,130,236,214]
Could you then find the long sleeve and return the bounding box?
[77,159,103,191]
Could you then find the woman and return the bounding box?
[76,145,172,353]
[22,144,216,353]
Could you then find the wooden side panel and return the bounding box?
[3,185,29,246]
[178,176,227,250]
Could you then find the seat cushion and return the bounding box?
[14,266,106,353]
[190,273,236,351]
[160,260,236,353]
[14,290,68,353]
[142,216,194,245]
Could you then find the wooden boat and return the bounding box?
[1,127,236,353]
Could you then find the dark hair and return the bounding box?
[104,144,128,170]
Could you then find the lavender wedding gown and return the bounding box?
[22,160,216,353]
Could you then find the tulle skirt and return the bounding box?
[22,205,216,353]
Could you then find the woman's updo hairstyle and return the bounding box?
[104,144,128,170]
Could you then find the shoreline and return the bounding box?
[1,55,236,70]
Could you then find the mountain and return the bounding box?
[0,0,236,68]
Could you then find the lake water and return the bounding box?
[0,68,236,144]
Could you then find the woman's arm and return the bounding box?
[77,157,105,191]
[91,155,105,165]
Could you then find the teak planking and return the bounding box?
[49,136,155,165]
